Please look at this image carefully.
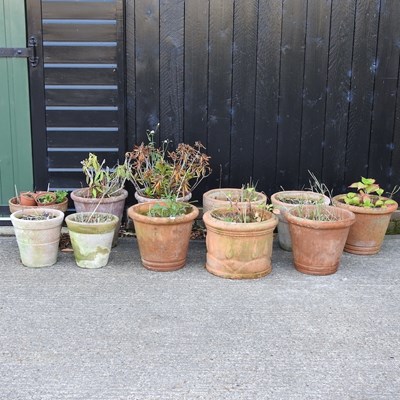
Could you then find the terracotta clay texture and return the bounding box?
[128,202,199,272]
[332,195,398,255]
[286,205,355,275]
[202,209,278,279]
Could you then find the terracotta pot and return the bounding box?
[203,188,267,214]
[34,191,57,206]
[71,188,128,246]
[271,191,331,251]
[202,208,278,279]
[134,191,192,204]
[19,192,36,206]
[11,208,64,268]
[332,194,398,255]
[128,202,199,271]
[9,197,68,214]
[66,212,118,269]
[286,205,355,275]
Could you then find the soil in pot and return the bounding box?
[128,201,199,271]
[286,205,355,275]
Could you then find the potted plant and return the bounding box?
[332,177,398,255]
[10,208,64,268]
[9,189,69,213]
[65,211,119,269]
[203,181,267,214]
[202,202,278,279]
[34,191,57,206]
[286,204,355,275]
[128,199,199,271]
[126,124,211,202]
[70,153,130,246]
[19,191,36,206]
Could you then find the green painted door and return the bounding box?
[0,0,33,213]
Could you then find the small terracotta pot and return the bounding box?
[286,205,355,275]
[34,192,57,206]
[202,188,267,214]
[271,191,331,251]
[332,195,398,255]
[203,208,278,279]
[128,202,199,271]
[19,192,36,206]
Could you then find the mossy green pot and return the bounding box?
[65,212,119,269]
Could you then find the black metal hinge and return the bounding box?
[0,36,39,67]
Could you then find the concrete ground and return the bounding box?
[0,233,399,400]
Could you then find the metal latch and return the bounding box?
[0,36,38,67]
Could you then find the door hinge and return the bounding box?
[0,36,39,67]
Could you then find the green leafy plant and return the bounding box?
[35,192,56,204]
[81,153,132,198]
[146,198,192,218]
[55,190,68,204]
[343,177,397,208]
[126,124,211,199]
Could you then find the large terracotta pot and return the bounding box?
[332,194,398,255]
[271,191,330,251]
[202,208,278,279]
[134,191,192,204]
[11,208,64,268]
[202,188,267,214]
[286,205,355,275]
[65,212,118,269]
[128,202,199,271]
[71,188,128,246]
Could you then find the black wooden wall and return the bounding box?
[125,0,400,201]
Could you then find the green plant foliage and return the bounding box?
[211,203,276,223]
[55,190,68,203]
[344,177,397,208]
[147,199,191,218]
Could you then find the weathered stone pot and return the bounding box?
[128,202,199,271]
[65,212,118,269]
[11,208,64,268]
[134,191,192,204]
[202,188,267,214]
[332,195,398,255]
[71,188,127,246]
[271,191,330,251]
[202,208,278,279]
[286,205,355,275]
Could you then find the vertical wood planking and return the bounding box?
[299,0,331,185]
[276,0,307,189]
[135,0,160,145]
[345,0,380,183]
[253,0,282,195]
[159,0,184,145]
[322,0,356,193]
[230,0,258,187]
[207,0,234,188]
[368,0,400,190]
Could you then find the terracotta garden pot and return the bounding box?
[202,188,267,214]
[271,191,331,251]
[11,208,64,268]
[9,197,68,214]
[19,192,36,206]
[34,191,57,206]
[332,195,398,255]
[71,188,128,246]
[202,208,278,279]
[128,202,199,271]
[134,191,192,204]
[65,212,119,269]
[286,205,355,275]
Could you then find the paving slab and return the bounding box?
[0,235,399,400]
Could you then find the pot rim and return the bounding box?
[128,202,199,225]
[271,190,330,208]
[332,194,398,215]
[65,212,119,225]
[71,188,128,203]
[286,205,355,230]
[203,188,267,202]
[11,208,64,226]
